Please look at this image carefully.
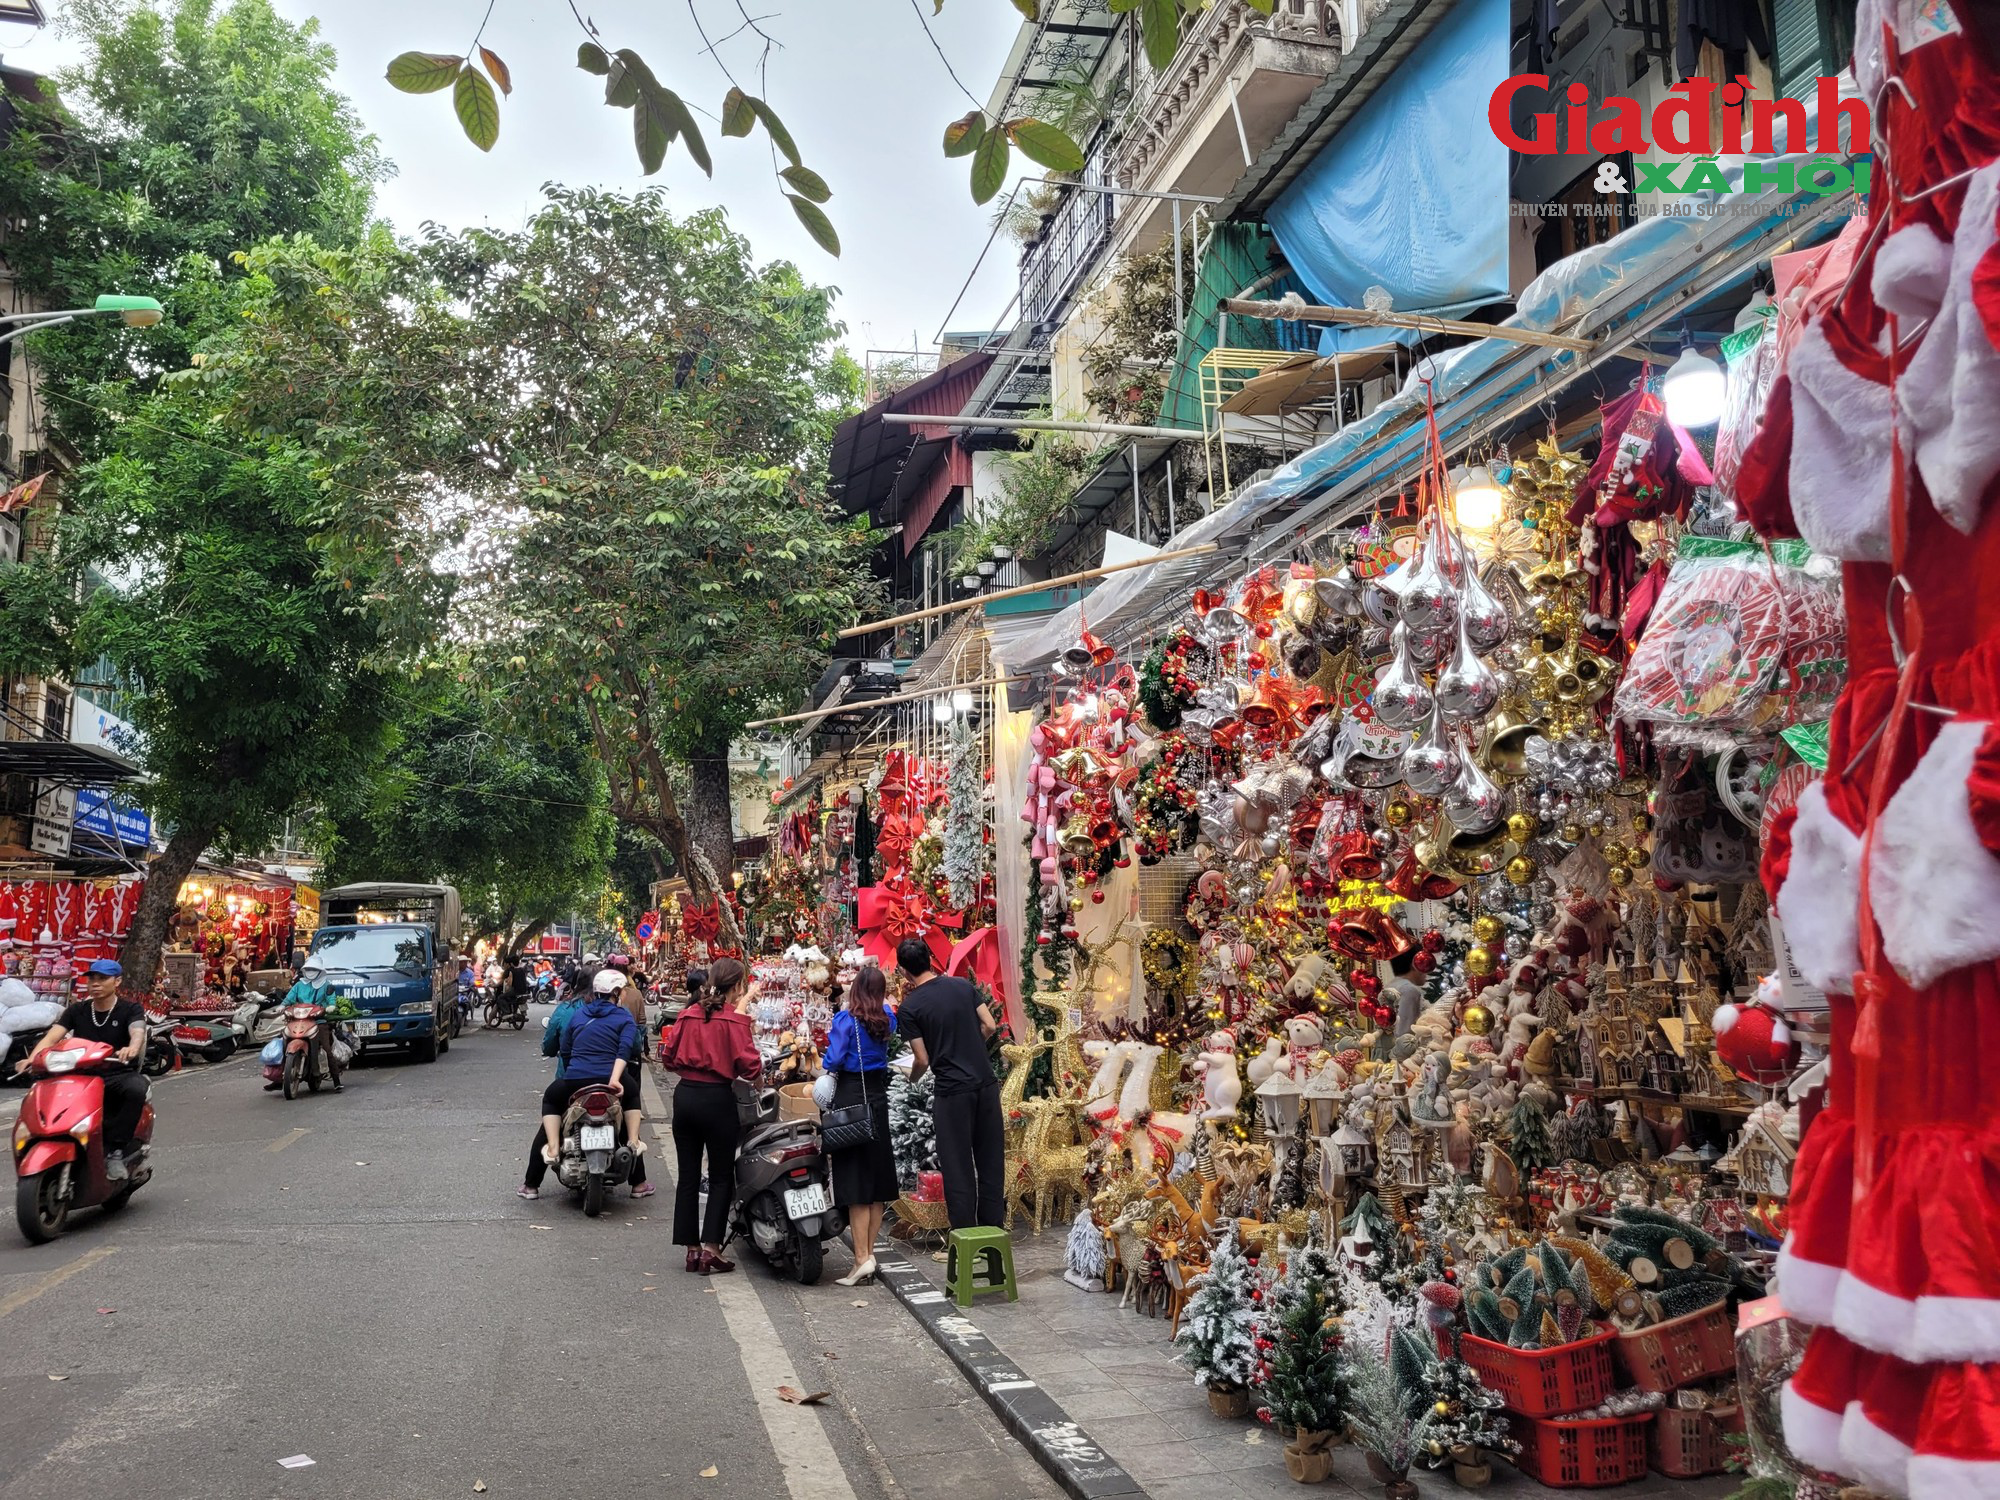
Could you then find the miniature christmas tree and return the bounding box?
[1064,1206,1106,1286]
[1408,1337,1519,1466]
[1175,1223,1263,1393]
[1390,1324,1441,1418]
[941,716,984,912]
[1342,1337,1414,1482]
[1253,1251,1349,1441]
[1506,1089,1558,1173]
[887,1066,938,1192]
[1342,1191,1397,1250]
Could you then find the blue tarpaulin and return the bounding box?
[1266,0,1510,353]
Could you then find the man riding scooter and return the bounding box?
[22,960,149,1182]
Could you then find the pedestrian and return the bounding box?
[823,964,897,1286]
[612,959,651,1170]
[660,958,760,1274]
[893,938,1003,1230]
[518,968,641,1201]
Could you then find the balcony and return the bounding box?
[1018,140,1116,330]
[1114,0,1348,233]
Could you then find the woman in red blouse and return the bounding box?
[661,957,761,1273]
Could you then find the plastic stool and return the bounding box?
[946,1226,1018,1306]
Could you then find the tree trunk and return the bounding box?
[507,916,551,961]
[119,820,217,998]
[687,747,736,899]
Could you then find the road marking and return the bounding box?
[265,1127,309,1154]
[0,1245,117,1320]
[647,1067,857,1500]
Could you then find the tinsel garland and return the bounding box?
[1020,877,1072,1097]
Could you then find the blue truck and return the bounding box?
[310,883,463,1063]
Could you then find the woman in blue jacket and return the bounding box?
[822,965,898,1285]
[519,969,649,1199]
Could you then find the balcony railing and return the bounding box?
[1018,140,1115,329]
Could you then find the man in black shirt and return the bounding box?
[894,937,1004,1229]
[27,960,149,1180]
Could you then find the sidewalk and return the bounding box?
[881,1223,1737,1500]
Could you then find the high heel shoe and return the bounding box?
[698,1249,736,1274]
[686,1246,704,1273]
[834,1258,878,1287]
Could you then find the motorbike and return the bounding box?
[728,1087,844,1285]
[278,1002,344,1100]
[551,1080,634,1217]
[454,983,476,1036]
[141,1013,181,1078]
[12,1037,154,1244]
[2,1023,54,1084]
[482,989,529,1031]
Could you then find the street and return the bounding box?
[0,1012,1061,1500]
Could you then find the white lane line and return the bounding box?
[0,1245,117,1320]
[645,1068,859,1500]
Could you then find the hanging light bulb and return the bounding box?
[1662,333,1726,427]
[950,688,974,714]
[932,697,955,724]
[1451,463,1506,532]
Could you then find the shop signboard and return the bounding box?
[30,781,74,858]
[72,788,153,849]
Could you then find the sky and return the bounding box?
[5,0,1030,362]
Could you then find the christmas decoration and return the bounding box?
[1175,1222,1263,1396]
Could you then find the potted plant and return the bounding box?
[1400,1328,1519,1488]
[1343,1340,1416,1500]
[1174,1223,1262,1418]
[1254,1246,1350,1482]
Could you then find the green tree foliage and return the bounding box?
[325,683,614,959]
[1253,1246,1350,1437]
[1,0,386,448]
[1175,1223,1264,1392]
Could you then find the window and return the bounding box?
[310,927,429,974]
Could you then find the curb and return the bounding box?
[873,1247,1150,1500]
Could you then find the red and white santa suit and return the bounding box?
[1740,4,2000,1496]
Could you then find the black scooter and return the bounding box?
[727,1088,844,1285]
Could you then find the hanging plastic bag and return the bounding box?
[260,1037,285,1067]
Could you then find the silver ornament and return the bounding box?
[1314,566,1361,618]
[1400,706,1462,796]
[1444,738,1506,833]
[1397,522,1459,635]
[1459,561,1513,652]
[1433,611,1501,723]
[1370,622,1433,731]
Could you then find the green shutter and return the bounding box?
[1773,0,1834,102]
[1158,224,1288,432]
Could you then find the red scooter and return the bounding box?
[12,1037,154,1244]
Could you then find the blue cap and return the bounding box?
[86,959,123,978]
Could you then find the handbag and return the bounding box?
[818,1072,876,1153]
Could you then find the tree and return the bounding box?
[1406,1340,1517,1466]
[1175,1223,1264,1393]
[1,0,386,450]
[325,683,614,960]
[1507,1089,1558,1173]
[1253,1247,1350,1439]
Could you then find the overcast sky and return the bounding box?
[6,0,1029,360]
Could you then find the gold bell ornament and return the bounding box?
[1462,1001,1495,1035]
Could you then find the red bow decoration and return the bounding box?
[946,926,1002,993]
[875,812,921,874]
[681,901,723,944]
[856,884,952,971]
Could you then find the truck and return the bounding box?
[309,883,463,1063]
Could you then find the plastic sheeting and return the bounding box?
[1266,0,1510,355]
[1007,149,1859,676]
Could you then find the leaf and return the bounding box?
[1139,0,1182,68]
[1011,0,1038,16]
[698,1466,719,1479]
[1241,0,1278,10]
[786,195,841,257]
[576,41,611,75]
[386,52,463,94]
[721,86,756,138]
[454,66,500,151]
[777,1386,831,1405]
[605,56,640,109]
[748,98,800,166]
[969,127,1010,205]
[779,165,832,203]
[650,84,712,175]
[1004,118,1084,172]
[1108,0,1141,11]
[479,47,513,95]
[942,109,985,158]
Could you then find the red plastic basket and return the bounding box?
[1649,1404,1746,1478]
[1511,1413,1654,1488]
[1613,1301,1735,1392]
[1459,1329,1618,1418]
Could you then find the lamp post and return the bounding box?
[0,294,165,350]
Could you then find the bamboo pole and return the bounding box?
[1217,297,1596,355]
[879,412,1202,442]
[746,673,1024,730]
[836,541,1220,640]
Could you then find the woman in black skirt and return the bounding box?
[822,965,898,1286]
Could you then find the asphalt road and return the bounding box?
[0,1009,1061,1500]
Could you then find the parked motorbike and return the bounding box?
[278,1002,343,1100]
[12,1037,154,1244]
[551,1080,634,1217]
[729,1088,843,1285]
[141,1014,181,1078]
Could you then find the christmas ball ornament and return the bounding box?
[1558,821,1583,844]
[1505,812,1537,844]
[1713,982,1799,1083]
[1504,855,1535,886]
[1607,864,1632,887]
[1412,950,1435,973]
[1632,810,1654,833]
[1601,839,1628,865]
[1090,889,1106,904]
[1464,946,1497,977]
[1471,914,1504,945]
[1462,1001,1494,1035]
[1384,799,1414,827]
[1627,846,1651,870]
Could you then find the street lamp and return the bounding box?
[0,293,166,350]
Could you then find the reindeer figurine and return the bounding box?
[1105,1199,1153,1310]
[1021,1097,1093,1235]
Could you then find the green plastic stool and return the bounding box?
[946,1226,1018,1306]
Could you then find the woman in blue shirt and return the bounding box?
[822,965,899,1286]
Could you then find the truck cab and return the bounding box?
[312,884,462,1064]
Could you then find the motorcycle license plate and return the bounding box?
[351,1020,381,1035]
[579,1125,616,1151]
[784,1182,830,1220]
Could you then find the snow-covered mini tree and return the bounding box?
[1175,1222,1263,1393]
[887,1067,938,1192]
[1408,1336,1519,1466]
[1254,1246,1350,1439]
[1506,1089,1557,1173]
[941,715,984,912]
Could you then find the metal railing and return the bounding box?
[1018,137,1115,329]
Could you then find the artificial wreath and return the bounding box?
[1132,731,1202,862]
[1138,628,1209,731]
[1141,928,1201,1003]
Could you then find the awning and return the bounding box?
[827,352,993,533]
[0,738,143,787]
[1219,351,1393,415]
[1004,154,1861,681]
[1158,223,1309,431]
